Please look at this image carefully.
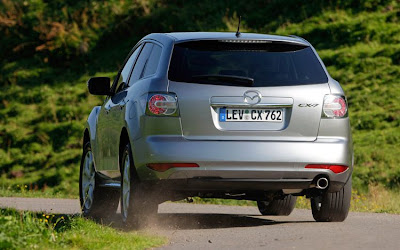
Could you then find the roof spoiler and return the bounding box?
[289,35,310,45]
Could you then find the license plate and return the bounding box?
[219,108,284,122]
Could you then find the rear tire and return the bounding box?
[257,195,297,216]
[120,142,158,225]
[79,142,119,220]
[311,176,352,222]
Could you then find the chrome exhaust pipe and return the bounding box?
[316,177,329,190]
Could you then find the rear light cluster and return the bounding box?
[146,93,179,116]
[322,95,348,118]
[305,164,348,174]
[147,163,199,172]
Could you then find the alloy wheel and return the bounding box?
[121,152,131,222]
[81,150,95,211]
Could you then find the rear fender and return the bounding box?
[327,78,345,95]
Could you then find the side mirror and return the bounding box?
[87,77,112,95]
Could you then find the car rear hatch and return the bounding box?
[168,39,330,141]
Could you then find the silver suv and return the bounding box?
[80,32,353,223]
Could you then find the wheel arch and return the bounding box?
[83,128,90,148]
[119,127,139,175]
[119,127,130,167]
[85,106,101,144]
[82,106,102,172]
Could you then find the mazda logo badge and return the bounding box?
[244,90,262,105]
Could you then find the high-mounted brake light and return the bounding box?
[147,93,178,116]
[305,164,348,174]
[219,39,272,43]
[147,163,199,172]
[323,95,347,118]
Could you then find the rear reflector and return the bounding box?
[147,163,199,172]
[305,164,348,174]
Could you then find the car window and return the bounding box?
[113,45,142,93]
[168,40,328,87]
[141,44,162,78]
[129,43,153,85]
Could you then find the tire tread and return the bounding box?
[311,177,351,222]
[257,195,297,216]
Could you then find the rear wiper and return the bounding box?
[192,74,254,87]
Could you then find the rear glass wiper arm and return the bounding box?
[192,74,254,86]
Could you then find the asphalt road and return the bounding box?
[1,197,399,249]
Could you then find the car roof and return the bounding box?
[156,32,309,46]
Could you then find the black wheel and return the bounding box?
[79,142,119,219]
[257,195,297,216]
[311,177,352,222]
[120,142,158,224]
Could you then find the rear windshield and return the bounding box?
[168,40,328,87]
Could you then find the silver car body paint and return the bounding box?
[84,32,353,193]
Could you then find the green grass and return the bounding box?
[188,197,257,207]
[0,73,112,197]
[0,208,166,249]
[0,184,73,199]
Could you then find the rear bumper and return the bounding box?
[133,136,353,192]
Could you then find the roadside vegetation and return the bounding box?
[0,208,166,249]
[0,0,399,211]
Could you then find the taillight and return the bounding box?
[146,93,179,116]
[305,164,348,174]
[147,163,199,172]
[322,95,348,118]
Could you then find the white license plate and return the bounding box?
[219,108,284,122]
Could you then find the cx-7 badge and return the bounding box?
[298,103,319,107]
